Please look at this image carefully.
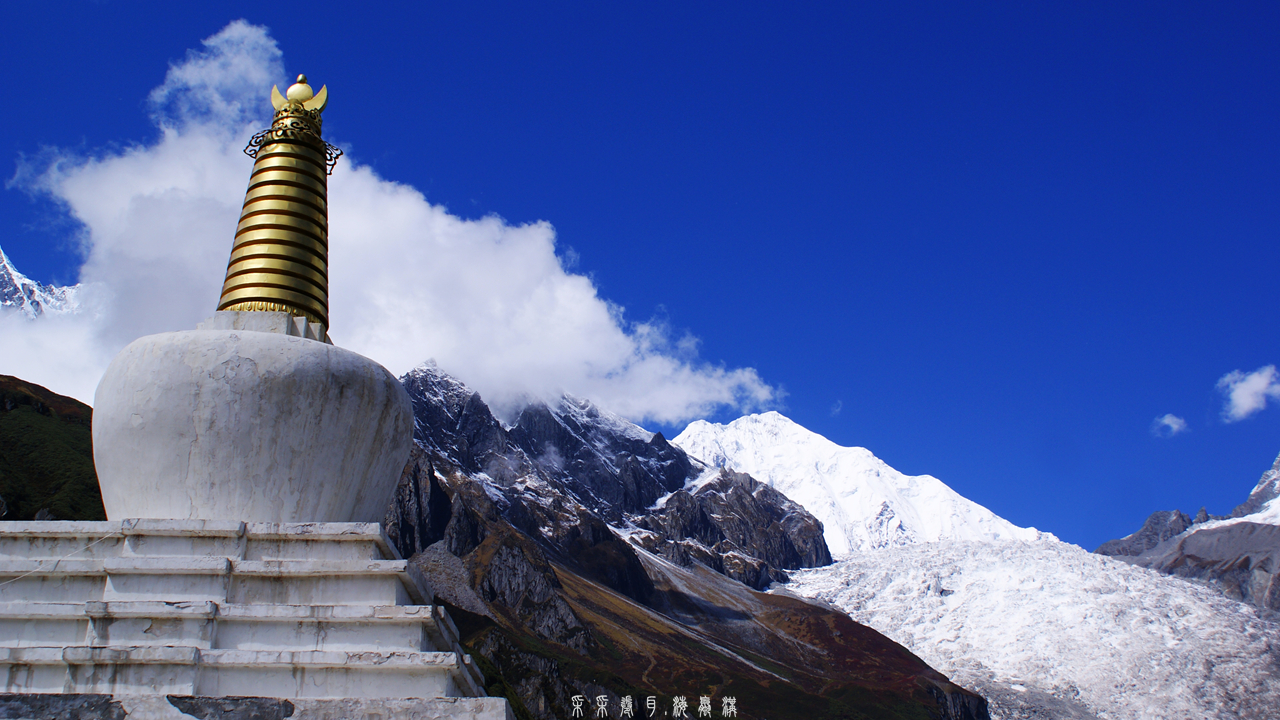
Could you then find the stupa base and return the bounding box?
[0,521,509,720]
[0,693,512,720]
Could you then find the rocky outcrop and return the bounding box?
[1095,451,1280,612]
[1232,453,1280,518]
[409,449,989,720]
[1095,510,1192,556]
[1132,521,1280,611]
[634,469,831,588]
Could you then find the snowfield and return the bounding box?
[782,538,1280,720]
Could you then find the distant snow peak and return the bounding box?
[0,246,81,319]
[673,411,1041,556]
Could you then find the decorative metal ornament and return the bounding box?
[218,75,342,336]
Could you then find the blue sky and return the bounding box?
[2,2,1279,551]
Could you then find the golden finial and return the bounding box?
[271,74,327,113]
[216,74,341,340]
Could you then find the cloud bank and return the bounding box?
[1150,413,1187,437]
[1216,365,1280,423]
[2,21,774,425]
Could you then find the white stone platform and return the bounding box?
[0,521,510,720]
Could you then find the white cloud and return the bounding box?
[2,21,775,425]
[1150,413,1187,437]
[1216,365,1280,422]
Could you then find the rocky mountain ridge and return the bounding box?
[0,246,79,318]
[1095,452,1280,611]
[402,364,830,590]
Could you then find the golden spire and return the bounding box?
[217,74,342,337]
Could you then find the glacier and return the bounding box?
[784,539,1280,720]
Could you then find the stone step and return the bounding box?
[0,557,433,606]
[0,646,484,699]
[0,520,399,563]
[0,601,463,654]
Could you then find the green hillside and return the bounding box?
[0,375,104,521]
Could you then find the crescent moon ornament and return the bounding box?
[303,85,328,112]
[271,85,286,110]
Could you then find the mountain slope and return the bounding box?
[0,375,104,521]
[674,412,1039,556]
[0,246,79,318]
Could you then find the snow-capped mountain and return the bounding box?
[783,539,1280,720]
[673,411,1040,556]
[0,245,80,318]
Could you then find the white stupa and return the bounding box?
[0,75,510,720]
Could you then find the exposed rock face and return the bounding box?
[633,468,831,587]
[1233,453,1280,518]
[1094,509,1192,556]
[1134,521,1280,611]
[400,364,830,590]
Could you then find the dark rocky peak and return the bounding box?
[1095,509,1192,557]
[401,363,524,478]
[508,395,694,517]
[633,468,832,589]
[1193,506,1228,525]
[403,362,699,521]
[1232,451,1280,518]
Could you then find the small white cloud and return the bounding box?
[1150,413,1188,437]
[830,399,843,417]
[1216,365,1280,422]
